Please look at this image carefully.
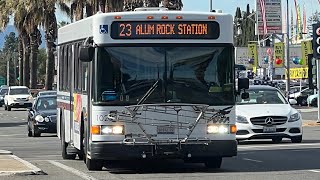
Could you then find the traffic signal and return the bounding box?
[312,23,320,59]
[308,54,317,89]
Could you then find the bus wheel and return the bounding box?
[86,156,103,171]
[204,157,222,169]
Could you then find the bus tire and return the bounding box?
[204,157,222,169]
[61,112,76,160]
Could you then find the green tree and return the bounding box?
[37,48,47,83]
[1,32,18,85]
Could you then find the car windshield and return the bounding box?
[94,45,235,106]
[237,89,287,105]
[39,91,57,96]
[36,97,57,110]
[9,88,30,95]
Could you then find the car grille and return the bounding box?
[252,128,287,133]
[250,116,288,126]
[15,98,28,101]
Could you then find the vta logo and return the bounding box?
[99,25,108,34]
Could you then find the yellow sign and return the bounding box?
[73,94,82,122]
[248,43,258,68]
[301,40,312,67]
[285,67,308,79]
[274,42,284,68]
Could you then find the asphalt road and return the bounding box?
[0,107,320,180]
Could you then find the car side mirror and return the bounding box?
[289,99,297,105]
[79,45,94,62]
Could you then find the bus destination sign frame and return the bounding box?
[110,21,220,39]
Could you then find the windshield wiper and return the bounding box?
[137,79,160,105]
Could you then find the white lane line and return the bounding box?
[0,134,25,137]
[14,117,17,119]
[308,170,320,173]
[48,160,98,180]
[10,155,43,174]
[242,158,263,163]
[22,118,25,120]
[239,143,320,150]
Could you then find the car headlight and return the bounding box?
[0,96,3,100]
[35,115,44,122]
[289,113,300,122]
[44,117,50,122]
[207,125,229,134]
[28,95,33,100]
[236,116,249,124]
[9,97,14,101]
[101,125,124,135]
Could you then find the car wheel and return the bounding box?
[33,128,41,137]
[300,98,308,106]
[27,122,32,137]
[4,104,7,110]
[272,137,282,143]
[86,156,103,171]
[291,135,302,143]
[7,105,11,111]
[204,157,222,169]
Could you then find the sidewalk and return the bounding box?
[0,150,43,176]
[303,120,320,127]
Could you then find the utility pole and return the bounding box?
[285,0,290,98]
[6,53,9,86]
[209,0,212,12]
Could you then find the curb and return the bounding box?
[0,155,45,176]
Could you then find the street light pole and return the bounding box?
[209,0,212,12]
[285,0,290,97]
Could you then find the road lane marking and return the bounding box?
[22,119,25,120]
[48,160,98,180]
[308,170,320,173]
[242,158,263,163]
[0,134,25,137]
[14,117,17,119]
[239,143,320,150]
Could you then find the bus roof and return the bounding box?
[58,11,233,45]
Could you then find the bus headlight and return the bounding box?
[35,115,44,122]
[207,125,229,134]
[101,125,124,135]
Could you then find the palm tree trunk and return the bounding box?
[22,32,30,87]
[18,34,24,86]
[29,27,41,89]
[45,18,56,90]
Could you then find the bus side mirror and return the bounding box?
[238,78,249,90]
[79,46,94,62]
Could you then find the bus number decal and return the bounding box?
[119,24,132,37]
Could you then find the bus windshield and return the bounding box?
[95,45,234,106]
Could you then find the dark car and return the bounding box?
[27,95,57,137]
[0,88,8,106]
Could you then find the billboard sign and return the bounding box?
[256,0,282,35]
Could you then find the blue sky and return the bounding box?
[54,0,319,25]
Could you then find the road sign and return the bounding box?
[301,40,312,67]
[285,67,308,79]
[273,42,284,68]
[247,43,258,68]
[312,23,320,59]
[256,0,282,35]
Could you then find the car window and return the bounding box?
[36,97,57,110]
[237,89,287,105]
[9,88,30,95]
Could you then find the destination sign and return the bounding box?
[110,21,220,39]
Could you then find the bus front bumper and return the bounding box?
[89,140,237,160]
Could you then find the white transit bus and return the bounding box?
[57,8,249,171]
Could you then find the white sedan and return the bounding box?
[236,85,302,143]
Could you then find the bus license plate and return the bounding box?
[263,126,276,133]
[157,126,175,134]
